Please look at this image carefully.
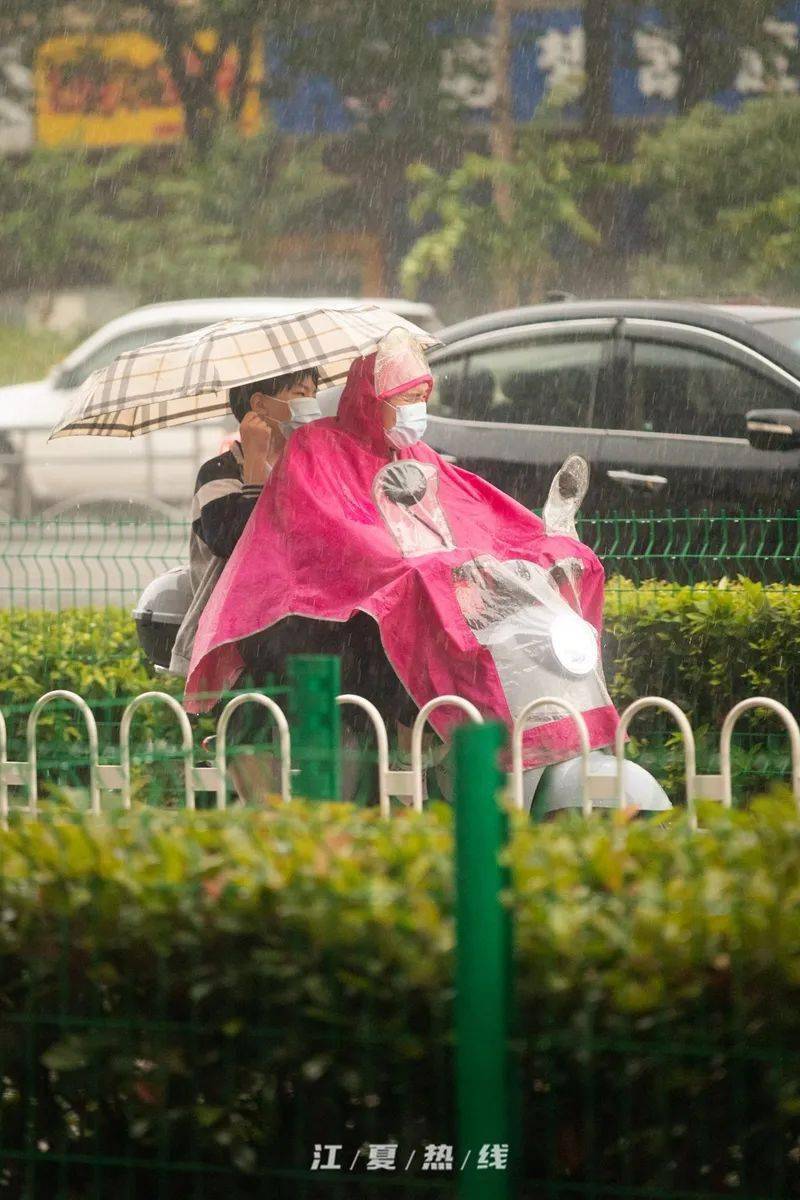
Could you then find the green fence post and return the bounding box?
[286,655,341,801]
[453,721,514,1200]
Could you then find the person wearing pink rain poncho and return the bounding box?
[185,331,620,772]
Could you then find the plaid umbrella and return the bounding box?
[50,304,441,440]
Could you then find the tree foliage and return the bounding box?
[0,148,133,292]
[722,187,800,295]
[630,96,800,298]
[0,133,345,301]
[401,126,604,306]
[270,0,488,279]
[113,130,346,303]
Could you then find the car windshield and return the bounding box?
[56,321,211,389]
[754,318,800,353]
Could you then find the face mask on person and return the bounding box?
[278,394,322,437]
[385,401,428,449]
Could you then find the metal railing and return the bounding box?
[3,684,799,823]
[2,510,799,610]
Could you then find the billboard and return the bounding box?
[27,5,800,148]
[269,3,800,135]
[35,31,262,149]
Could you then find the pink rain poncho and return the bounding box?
[186,350,619,767]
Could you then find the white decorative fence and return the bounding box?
[1,689,799,826]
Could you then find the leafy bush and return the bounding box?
[8,580,799,725]
[2,581,798,800]
[630,97,800,298]
[605,577,800,725]
[0,800,799,1195]
[0,608,180,750]
[0,134,345,302]
[605,578,800,795]
[0,610,207,802]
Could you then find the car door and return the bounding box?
[604,319,800,515]
[426,320,617,513]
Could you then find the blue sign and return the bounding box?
[268,2,800,135]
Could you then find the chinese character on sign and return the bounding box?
[635,29,681,100]
[310,1143,342,1170]
[421,1143,455,1171]
[441,38,498,110]
[477,1143,510,1171]
[366,1143,398,1171]
[537,26,586,102]
[736,19,799,95]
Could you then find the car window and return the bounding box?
[429,335,608,427]
[429,358,466,414]
[623,341,799,438]
[58,322,208,389]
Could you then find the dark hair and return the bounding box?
[228,368,320,423]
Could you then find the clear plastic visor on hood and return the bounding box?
[374,329,433,402]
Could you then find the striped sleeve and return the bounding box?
[191,451,262,560]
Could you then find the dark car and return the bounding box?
[425,301,800,516]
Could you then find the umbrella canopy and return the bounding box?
[50,304,441,440]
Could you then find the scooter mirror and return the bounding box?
[543,454,589,539]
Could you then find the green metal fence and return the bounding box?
[577,510,800,584]
[2,512,799,612]
[1,685,800,1199]
[4,512,798,798]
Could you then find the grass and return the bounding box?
[0,325,76,386]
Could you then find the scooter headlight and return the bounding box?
[549,611,599,676]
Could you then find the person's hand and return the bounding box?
[240,412,274,485]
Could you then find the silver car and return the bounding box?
[0,295,440,518]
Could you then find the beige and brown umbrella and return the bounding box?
[50,304,440,440]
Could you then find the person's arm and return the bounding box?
[192,417,276,559]
[191,453,264,560]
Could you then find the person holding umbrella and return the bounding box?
[194,369,321,560]
[171,368,322,677]
[50,303,440,680]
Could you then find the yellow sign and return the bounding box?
[35,31,262,148]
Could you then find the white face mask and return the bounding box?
[279,394,322,436]
[385,400,427,449]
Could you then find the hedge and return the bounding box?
[605,579,800,795]
[605,577,800,727]
[1,799,799,1197]
[1,582,799,796]
[4,580,800,721]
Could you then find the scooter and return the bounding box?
[133,455,670,817]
